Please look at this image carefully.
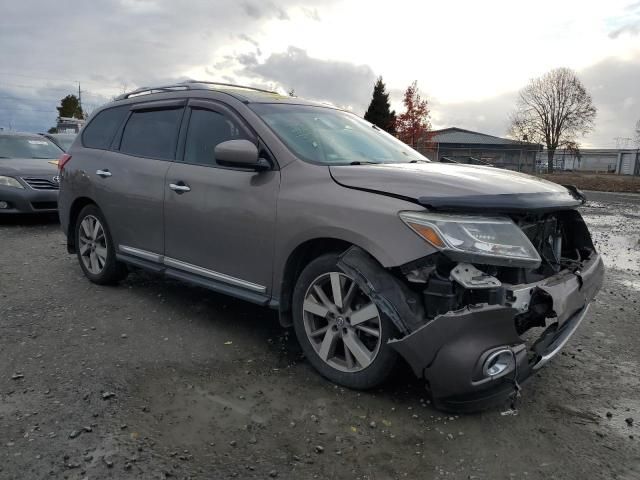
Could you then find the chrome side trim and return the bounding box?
[164,256,266,293]
[119,245,163,263]
[533,304,590,370]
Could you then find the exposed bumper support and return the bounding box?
[532,304,590,370]
[388,253,604,412]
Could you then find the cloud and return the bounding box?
[609,23,640,38]
[429,92,518,139]
[302,7,321,21]
[241,1,290,21]
[427,53,640,147]
[608,1,640,38]
[237,46,377,110]
[579,53,640,146]
[0,0,327,131]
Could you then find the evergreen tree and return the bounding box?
[364,77,396,134]
[56,94,84,119]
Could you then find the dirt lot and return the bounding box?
[1,191,639,480]
[537,172,640,193]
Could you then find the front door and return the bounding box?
[163,100,280,298]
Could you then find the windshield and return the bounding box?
[0,136,63,159]
[51,134,75,151]
[250,103,430,165]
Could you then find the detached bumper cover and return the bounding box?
[389,253,604,411]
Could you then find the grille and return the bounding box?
[31,201,58,210]
[22,177,60,190]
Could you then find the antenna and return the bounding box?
[78,81,83,118]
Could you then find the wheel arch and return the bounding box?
[277,237,384,327]
[66,197,98,253]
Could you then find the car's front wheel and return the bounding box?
[75,204,127,285]
[292,253,398,389]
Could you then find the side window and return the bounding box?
[184,108,247,167]
[82,106,129,149]
[120,108,183,160]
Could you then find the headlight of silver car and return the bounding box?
[399,211,541,268]
[0,176,24,189]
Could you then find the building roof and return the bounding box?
[430,127,533,146]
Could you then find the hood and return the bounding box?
[329,163,583,213]
[0,158,59,177]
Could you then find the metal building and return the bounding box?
[419,127,542,172]
[536,148,639,175]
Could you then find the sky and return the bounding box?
[1,0,639,147]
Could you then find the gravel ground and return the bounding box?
[1,191,639,480]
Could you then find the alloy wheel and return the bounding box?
[302,272,382,373]
[78,215,108,275]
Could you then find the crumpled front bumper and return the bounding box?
[388,253,605,412]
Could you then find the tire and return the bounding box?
[292,253,398,389]
[75,204,128,285]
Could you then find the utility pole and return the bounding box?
[78,81,82,118]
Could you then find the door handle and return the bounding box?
[169,183,191,193]
[96,169,112,178]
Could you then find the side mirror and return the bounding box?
[215,139,268,171]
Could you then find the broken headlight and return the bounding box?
[399,211,541,268]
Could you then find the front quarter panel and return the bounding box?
[273,160,435,297]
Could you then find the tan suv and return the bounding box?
[58,81,604,411]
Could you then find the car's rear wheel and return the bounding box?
[292,253,398,389]
[75,204,127,285]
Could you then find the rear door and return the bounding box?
[94,99,185,259]
[163,99,280,299]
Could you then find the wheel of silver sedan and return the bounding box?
[78,215,108,275]
[302,272,382,373]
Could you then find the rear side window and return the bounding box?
[82,106,128,149]
[120,108,183,160]
[184,109,247,166]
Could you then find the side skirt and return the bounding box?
[115,252,274,307]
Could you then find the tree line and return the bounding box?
[362,68,625,173]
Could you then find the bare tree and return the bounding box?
[564,140,581,170]
[635,119,640,147]
[509,68,596,173]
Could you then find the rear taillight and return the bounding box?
[58,154,72,171]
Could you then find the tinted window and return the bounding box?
[184,108,246,166]
[82,106,128,149]
[120,108,183,160]
[0,135,62,159]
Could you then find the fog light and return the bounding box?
[0,201,9,209]
[483,349,514,377]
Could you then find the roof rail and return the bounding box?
[181,80,279,95]
[115,84,190,100]
[115,80,279,100]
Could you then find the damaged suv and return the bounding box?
[58,82,604,411]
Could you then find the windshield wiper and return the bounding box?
[349,160,378,165]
